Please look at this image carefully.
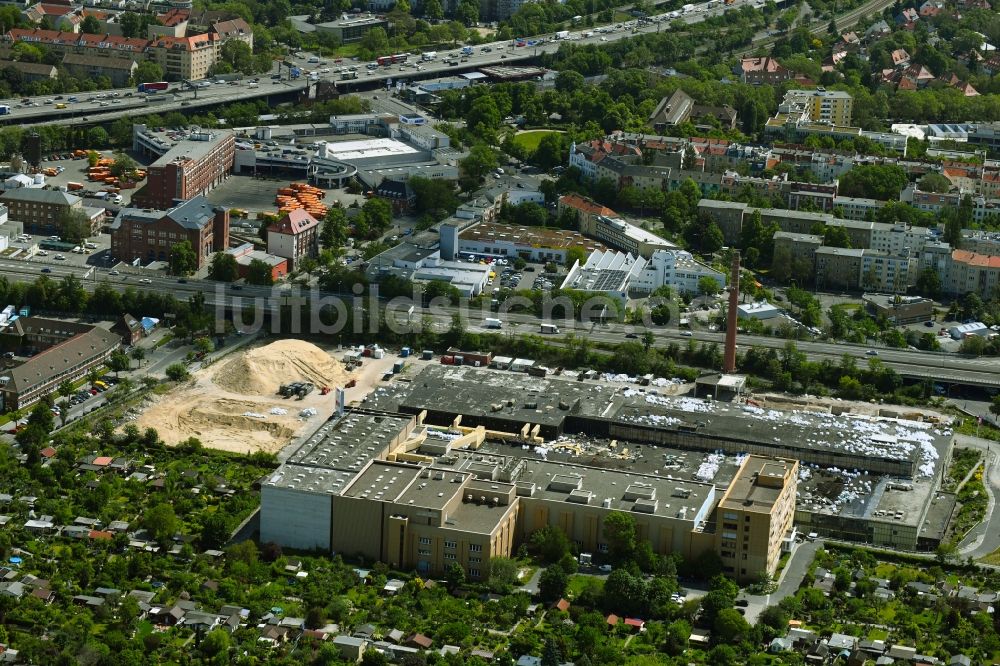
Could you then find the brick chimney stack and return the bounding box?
[723,252,741,374]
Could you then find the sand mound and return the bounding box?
[213,339,348,396]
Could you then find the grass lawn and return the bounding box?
[136,621,154,639]
[566,574,604,599]
[867,628,889,641]
[877,605,897,623]
[513,130,562,153]
[981,545,1000,566]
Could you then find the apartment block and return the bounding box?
[833,195,886,221]
[147,32,219,81]
[773,231,822,266]
[780,88,854,126]
[0,324,121,411]
[945,250,1000,299]
[861,250,916,293]
[815,246,864,290]
[715,456,798,583]
[738,57,794,85]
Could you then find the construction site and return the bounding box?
[132,339,356,454]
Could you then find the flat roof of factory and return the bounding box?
[263,411,414,494]
[323,137,421,161]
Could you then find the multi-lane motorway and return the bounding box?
[5,257,998,388]
[0,0,850,127]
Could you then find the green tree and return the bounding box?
[200,513,230,550]
[713,608,749,644]
[130,347,145,367]
[200,628,230,663]
[459,144,499,189]
[423,0,444,18]
[168,241,197,276]
[603,511,637,562]
[698,276,721,296]
[918,172,952,193]
[81,15,101,34]
[57,209,93,244]
[915,267,941,298]
[110,152,139,178]
[532,132,566,171]
[218,40,254,74]
[108,349,131,378]
[455,0,478,25]
[57,379,75,405]
[989,394,1000,419]
[444,562,466,590]
[142,503,178,543]
[165,363,189,382]
[360,26,389,54]
[838,164,908,200]
[133,60,164,85]
[208,253,238,282]
[245,259,274,286]
[538,565,568,602]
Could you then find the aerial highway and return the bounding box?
[3,257,997,388]
[0,0,841,127]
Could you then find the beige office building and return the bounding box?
[715,455,798,583]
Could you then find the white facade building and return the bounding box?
[563,248,726,300]
[632,249,727,296]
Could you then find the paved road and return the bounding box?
[955,435,1000,559]
[3,258,999,387]
[740,539,821,624]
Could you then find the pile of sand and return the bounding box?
[213,339,349,396]
[132,339,356,454]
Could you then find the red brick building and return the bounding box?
[110,195,229,268]
[266,209,320,271]
[131,126,235,210]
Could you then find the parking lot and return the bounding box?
[33,151,146,209]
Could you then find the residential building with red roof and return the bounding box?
[738,57,794,85]
[948,249,1000,299]
[266,209,320,271]
[147,32,219,80]
[211,17,252,49]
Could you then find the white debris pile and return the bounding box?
[242,411,266,419]
[635,413,681,426]
[426,429,461,440]
[673,397,712,413]
[695,452,725,482]
[917,441,939,478]
[799,466,812,482]
[742,405,786,421]
[299,407,317,418]
[269,407,288,416]
[602,373,633,383]
[650,377,685,387]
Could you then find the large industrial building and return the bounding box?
[261,364,956,584]
[131,124,235,210]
